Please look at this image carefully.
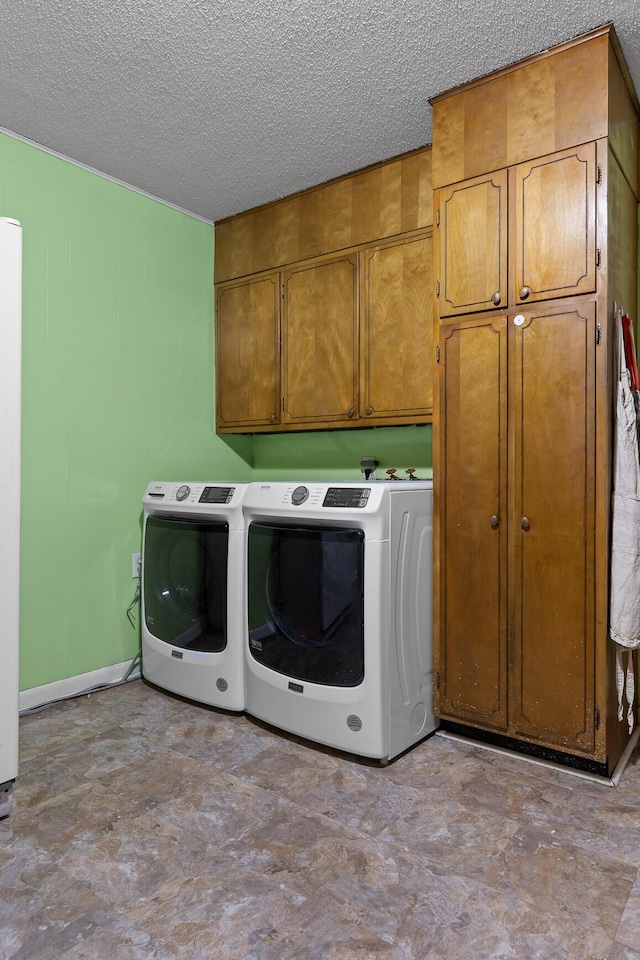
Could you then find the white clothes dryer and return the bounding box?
[141,481,249,710]
[243,480,437,760]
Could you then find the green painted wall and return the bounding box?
[4,132,434,693]
[0,133,252,691]
[250,424,431,481]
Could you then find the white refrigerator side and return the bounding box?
[0,217,22,817]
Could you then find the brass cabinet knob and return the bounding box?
[365,405,374,416]
[519,286,532,300]
[492,292,501,306]
[270,413,276,423]
[347,407,355,418]
[521,516,531,531]
[490,515,499,529]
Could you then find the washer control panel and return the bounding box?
[144,482,239,507]
[199,486,235,504]
[322,487,371,508]
[174,483,235,504]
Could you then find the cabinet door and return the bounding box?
[282,253,358,426]
[361,232,433,423]
[436,170,508,318]
[510,302,596,752]
[215,274,280,431]
[514,143,597,305]
[435,314,508,729]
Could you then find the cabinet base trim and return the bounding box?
[439,719,610,778]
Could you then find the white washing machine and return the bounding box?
[141,481,249,710]
[243,480,437,760]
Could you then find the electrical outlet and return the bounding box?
[132,552,142,579]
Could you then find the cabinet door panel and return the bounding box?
[511,303,596,750]
[437,171,508,318]
[361,233,432,421]
[282,254,358,425]
[514,143,597,304]
[437,315,508,728]
[216,274,280,430]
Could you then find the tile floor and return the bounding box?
[2,679,640,959]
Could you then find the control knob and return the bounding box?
[291,485,309,505]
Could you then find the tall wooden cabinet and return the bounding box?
[432,25,640,775]
[215,148,433,433]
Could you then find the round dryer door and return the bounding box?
[247,522,365,686]
[143,516,229,652]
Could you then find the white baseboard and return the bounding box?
[19,658,141,712]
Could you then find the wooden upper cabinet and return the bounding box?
[361,231,433,422]
[435,314,508,729]
[215,273,280,431]
[436,171,508,317]
[282,253,358,426]
[214,146,434,434]
[514,143,597,304]
[510,302,597,753]
[215,147,432,283]
[430,26,612,190]
[435,143,598,319]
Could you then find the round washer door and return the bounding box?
[143,515,229,652]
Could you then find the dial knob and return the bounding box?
[176,485,191,501]
[291,485,309,505]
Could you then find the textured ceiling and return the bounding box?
[0,0,639,223]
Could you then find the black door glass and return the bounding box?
[143,516,228,652]
[248,522,365,686]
